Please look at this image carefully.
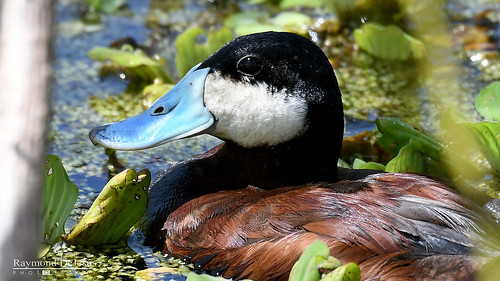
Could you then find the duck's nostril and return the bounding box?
[154,106,164,114]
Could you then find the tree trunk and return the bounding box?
[0,0,53,279]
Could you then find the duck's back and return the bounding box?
[161,172,494,281]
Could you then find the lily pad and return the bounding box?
[42,155,79,246]
[475,81,500,122]
[354,23,426,60]
[175,27,234,77]
[65,169,150,245]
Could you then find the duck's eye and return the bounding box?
[237,55,263,76]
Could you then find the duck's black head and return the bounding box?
[90,32,344,175]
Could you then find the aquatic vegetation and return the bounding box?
[225,10,316,36]
[475,81,500,122]
[65,169,150,245]
[354,23,426,60]
[88,45,174,85]
[42,155,79,248]
[289,240,360,281]
[347,82,500,198]
[85,0,128,13]
[175,27,234,77]
[180,240,359,281]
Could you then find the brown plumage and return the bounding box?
[158,159,492,280]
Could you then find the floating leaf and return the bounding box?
[475,81,500,122]
[88,45,173,84]
[42,155,79,246]
[66,169,150,245]
[175,27,234,77]
[354,23,425,60]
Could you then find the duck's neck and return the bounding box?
[213,132,341,189]
[143,129,341,247]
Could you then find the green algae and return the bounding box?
[336,54,422,123]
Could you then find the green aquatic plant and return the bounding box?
[88,44,175,120]
[354,23,426,60]
[289,240,360,281]
[224,10,315,36]
[349,82,500,199]
[65,169,150,245]
[175,27,234,77]
[88,44,174,85]
[475,81,500,122]
[249,0,323,9]
[85,0,128,13]
[41,155,79,247]
[182,240,359,281]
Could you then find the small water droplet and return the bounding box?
[135,195,140,200]
[48,167,53,176]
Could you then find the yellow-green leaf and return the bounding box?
[354,23,425,60]
[66,169,150,245]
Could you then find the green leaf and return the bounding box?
[271,11,313,28]
[279,0,324,8]
[224,11,269,30]
[462,121,500,176]
[385,140,425,173]
[88,45,173,84]
[175,27,234,77]
[352,158,386,171]
[289,240,330,281]
[320,263,361,281]
[66,169,150,245]
[475,81,500,122]
[354,23,425,60]
[42,155,79,246]
[376,117,443,160]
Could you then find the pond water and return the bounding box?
[44,0,500,280]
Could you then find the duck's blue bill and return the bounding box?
[89,64,214,150]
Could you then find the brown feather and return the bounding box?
[160,173,491,280]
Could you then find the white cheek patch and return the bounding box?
[203,72,308,148]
